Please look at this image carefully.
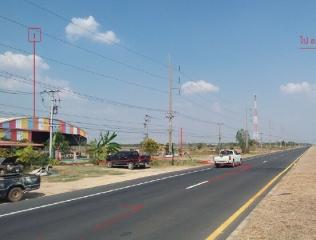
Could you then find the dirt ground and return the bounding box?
[32,165,206,196]
[228,146,316,240]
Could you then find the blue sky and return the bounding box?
[0,0,316,143]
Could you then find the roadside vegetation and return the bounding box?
[45,165,125,182]
[88,131,121,163]
[0,129,303,184]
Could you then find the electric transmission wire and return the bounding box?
[0,42,167,94]
[0,103,167,130]
[0,14,243,128]
[0,14,166,81]
[0,88,32,95]
[0,70,240,138]
[0,70,167,113]
[23,0,169,69]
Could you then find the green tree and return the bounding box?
[196,143,203,150]
[142,138,160,155]
[90,131,121,160]
[0,148,11,158]
[236,129,250,153]
[16,146,48,168]
[53,132,70,155]
[164,143,169,155]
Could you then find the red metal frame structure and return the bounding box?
[28,27,42,118]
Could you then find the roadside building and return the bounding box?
[0,116,87,147]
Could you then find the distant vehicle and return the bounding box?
[106,151,151,170]
[214,149,242,168]
[0,173,41,202]
[0,156,23,176]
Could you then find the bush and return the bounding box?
[48,158,60,166]
[142,138,160,155]
[16,146,48,167]
[0,148,11,158]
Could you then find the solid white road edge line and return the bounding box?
[186,181,208,190]
[0,149,301,218]
[0,167,213,218]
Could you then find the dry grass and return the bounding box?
[228,146,316,240]
[45,165,125,182]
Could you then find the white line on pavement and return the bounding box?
[186,181,208,190]
[0,149,300,219]
[0,167,213,218]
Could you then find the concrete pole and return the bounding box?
[217,123,224,154]
[245,108,249,152]
[49,99,54,158]
[168,56,174,156]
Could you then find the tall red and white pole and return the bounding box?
[28,27,42,118]
[33,37,36,117]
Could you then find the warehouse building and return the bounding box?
[0,116,87,147]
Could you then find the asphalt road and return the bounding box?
[0,147,308,240]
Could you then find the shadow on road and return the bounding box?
[24,192,45,199]
[0,192,45,204]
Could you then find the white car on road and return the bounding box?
[214,149,242,168]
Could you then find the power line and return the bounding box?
[0,70,168,113]
[0,88,32,95]
[0,11,242,115]
[0,104,167,132]
[1,70,240,133]
[23,0,169,69]
[0,70,241,141]
[0,14,167,81]
[0,43,243,130]
[0,15,245,130]
[0,11,249,122]
[0,42,167,94]
[4,108,282,143]
[177,95,243,123]
[178,68,242,116]
[0,109,168,134]
[0,108,234,142]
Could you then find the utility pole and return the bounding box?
[167,56,174,157]
[41,90,60,158]
[217,123,224,154]
[281,126,285,149]
[28,27,42,118]
[259,132,264,151]
[268,120,272,150]
[253,94,259,142]
[180,128,183,157]
[143,114,151,140]
[245,107,249,152]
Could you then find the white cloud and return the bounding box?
[181,80,219,95]
[65,16,119,44]
[0,51,49,91]
[0,77,31,90]
[0,51,49,71]
[0,51,77,101]
[280,82,316,94]
[40,76,80,101]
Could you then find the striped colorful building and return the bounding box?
[0,116,87,145]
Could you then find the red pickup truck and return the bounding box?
[106,151,151,170]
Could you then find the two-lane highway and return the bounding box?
[0,147,308,240]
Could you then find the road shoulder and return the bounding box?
[30,149,291,197]
[227,146,316,240]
